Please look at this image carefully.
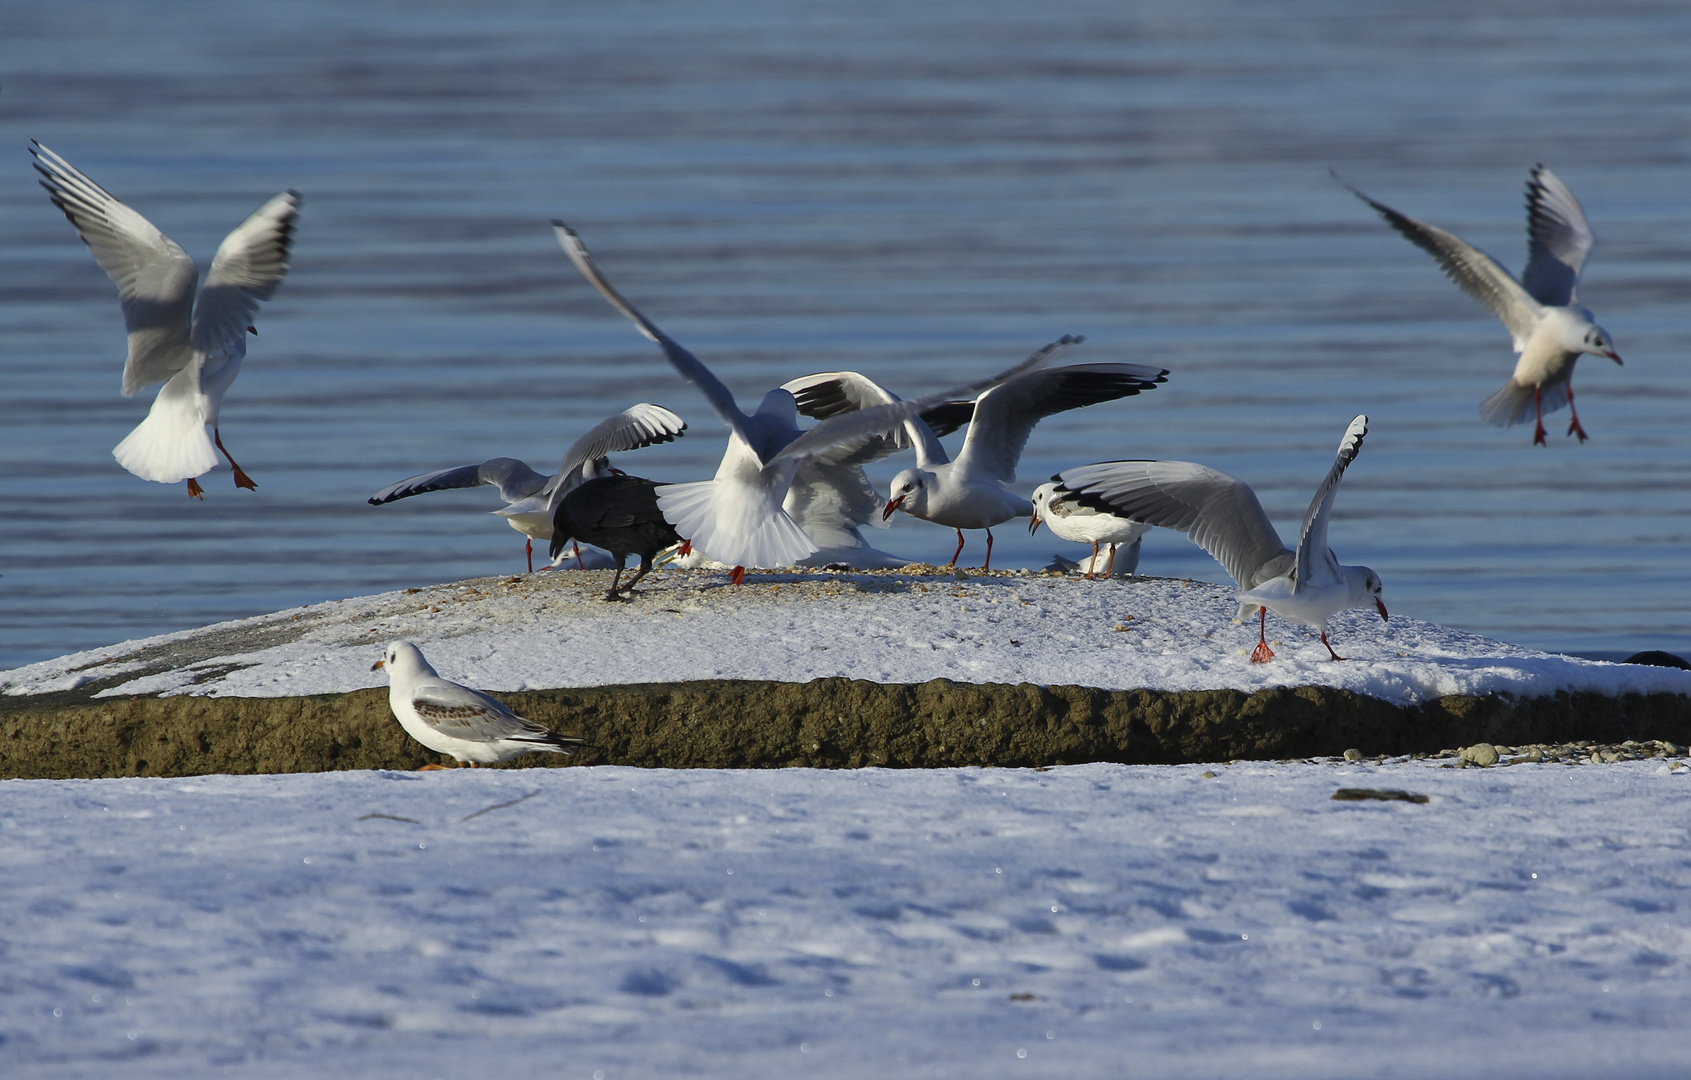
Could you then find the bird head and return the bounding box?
[883,469,927,520]
[1583,325,1622,365]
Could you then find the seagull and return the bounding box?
[368,403,687,572]
[372,640,582,768]
[1029,480,1148,579]
[553,222,1060,583]
[873,358,1169,569]
[548,474,684,600]
[1339,166,1622,445]
[1051,415,1386,663]
[31,142,299,496]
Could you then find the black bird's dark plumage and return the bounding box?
[549,475,682,600]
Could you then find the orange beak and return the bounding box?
[1028,511,1042,536]
[1375,598,1389,622]
[882,495,906,521]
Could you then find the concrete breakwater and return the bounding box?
[5,677,1688,780]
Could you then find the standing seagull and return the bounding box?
[1028,480,1147,579]
[31,142,300,495]
[1340,167,1621,444]
[875,359,1168,569]
[368,403,687,571]
[372,641,582,768]
[1051,415,1386,663]
[553,222,1060,582]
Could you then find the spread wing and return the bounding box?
[545,403,687,514]
[953,358,1168,484]
[1053,460,1291,590]
[1521,165,1594,307]
[1337,170,1543,347]
[554,223,757,447]
[410,682,577,747]
[781,370,950,468]
[368,458,549,506]
[1295,415,1367,589]
[190,190,301,357]
[31,141,199,396]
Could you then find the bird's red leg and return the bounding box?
[214,428,257,490]
[186,478,204,499]
[983,529,994,571]
[677,539,693,557]
[525,538,534,574]
[1250,608,1275,663]
[1321,631,1346,662]
[1103,544,1117,578]
[1566,382,1588,442]
[1532,388,1547,446]
[574,542,586,570]
[947,529,966,567]
[417,762,450,771]
[1086,541,1099,580]
[729,565,746,586]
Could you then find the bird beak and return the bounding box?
[1604,350,1622,365]
[1375,598,1389,622]
[1028,512,1042,536]
[371,658,385,671]
[882,495,905,521]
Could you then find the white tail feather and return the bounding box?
[1479,379,1568,428]
[657,479,817,569]
[112,377,216,483]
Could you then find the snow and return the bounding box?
[3,569,1689,706]
[3,760,1689,1078]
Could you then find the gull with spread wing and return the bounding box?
[373,641,582,768]
[1339,166,1621,444]
[31,142,299,496]
[1052,415,1386,663]
[368,403,686,572]
[553,222,1060,583]
[857,356,1169,569]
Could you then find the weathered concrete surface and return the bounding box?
[4,679,1689,779]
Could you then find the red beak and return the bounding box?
[882,495,905,521]
[1604,350,1623,365]
[1028,512,1042,536]
[1375,598,1389,622]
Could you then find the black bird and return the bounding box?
[549,475,683,601]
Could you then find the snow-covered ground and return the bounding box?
[5,569,1689,706]
[3,760,1689,1078]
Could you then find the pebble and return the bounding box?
[1459,743,1500,767]
[1343,748,1363,762]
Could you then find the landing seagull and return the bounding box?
[367,404,687,572]
[868,358,1169,569]
[1029,480,1147,579]
[553,222,1060,583]
[1052,415,1386,663]
[1339,167,1622,445]
[31,142,299,496]
[373,641,582,768]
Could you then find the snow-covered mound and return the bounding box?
[3,568,1687,706]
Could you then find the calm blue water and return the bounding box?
[2,0,1689,670]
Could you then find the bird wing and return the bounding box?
[546,403,688,514]
[563,475,673,532]
[409,682,552,743]
[781,370,951,467]
[189,190,300,358]
[554,223,757,448]
[31,141,199,396]
[1338,171,1543,346]
[1295,415,1368,590]
[786,458,888,537]
[368,458,549,506]
[1053,460,1291,590]
[1521,165,1594,307]
[767,334,1065,469]
[952,357,1168,484]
